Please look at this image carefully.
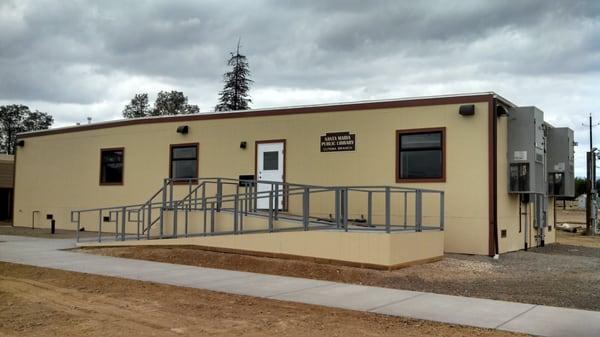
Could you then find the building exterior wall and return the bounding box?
[15,97,497,255]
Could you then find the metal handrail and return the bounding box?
[72,177,444,243]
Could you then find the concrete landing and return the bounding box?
[1,235,599,337]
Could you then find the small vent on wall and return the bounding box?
[501,229,507,238]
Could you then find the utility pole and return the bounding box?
[591,114,594,152]
[586,152,594,235]
[583,113,600,235]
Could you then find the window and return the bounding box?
[396,128,445,182]
[100,148,124,185]
[263,151,279,170]
[170,143,198,180]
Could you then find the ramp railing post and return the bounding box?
[114,211,118,241]
[184,197,189,238]
[201,183,206,210]
[98,210,102,243]
[234,192,239,234]
[385,187,391,233]
[139,209,143,240]
[121,207,126,241]
[404,191,407,229]
[244,185,249,216]
[173,202,178,238]
[274,183,279,220]
[203,190,207,235]
[343,188,349,232]
[239,193,244,233]
[210,202,215,234]
[136,210,140,240]
[216,178,222,212]
[147,205,152,240]
[75,212,80,243]
[253,183,258,212]
[440,191,445,231]
[268,190,274,232]
[169,179,174,209]
[335,188,341,229]
[194,184,198,209]
[302,187,310,231]
[160,179,167,239]
[415,190,422,232]
[367,191,373,227]
[188,179,192,210]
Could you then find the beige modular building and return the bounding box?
[0,154,14,221]
[12,92,575,267]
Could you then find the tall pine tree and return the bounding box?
[216,41,252,111]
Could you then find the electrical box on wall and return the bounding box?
[507,106,546,194]
[546,127,575,197]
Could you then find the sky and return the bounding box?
[0,0,598,176]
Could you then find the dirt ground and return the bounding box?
[556,229,600,248]
[555,207,586,225]
[0,263,525,337]
[84,230,600,311]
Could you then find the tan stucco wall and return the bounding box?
[78,230,444,268]
[14,101,491,254]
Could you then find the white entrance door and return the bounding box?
[256,142,284,209]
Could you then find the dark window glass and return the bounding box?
[263,151,279,170]
[398,131,443,180]
[172,147,197,159]
[401,133,441,149]
[100,149,123,184]
[400,150,442,179]
[170,145,198,179]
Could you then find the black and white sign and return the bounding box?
[320,132,356,152]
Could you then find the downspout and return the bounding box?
[492,98,499,256]
[488,96,499,257]
[11,141,18,226]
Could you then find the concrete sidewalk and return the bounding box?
[1,235,598,337]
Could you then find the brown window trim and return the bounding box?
[99,147,125,186]
[396,127,446,183]
[169,143,199,184]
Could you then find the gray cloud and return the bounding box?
[0,0,599,175]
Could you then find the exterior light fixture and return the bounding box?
[240,141,247,149]
[176,125,189,134]
[459,104,475,116]
[16,140,25,147]
[496,106,509,117]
